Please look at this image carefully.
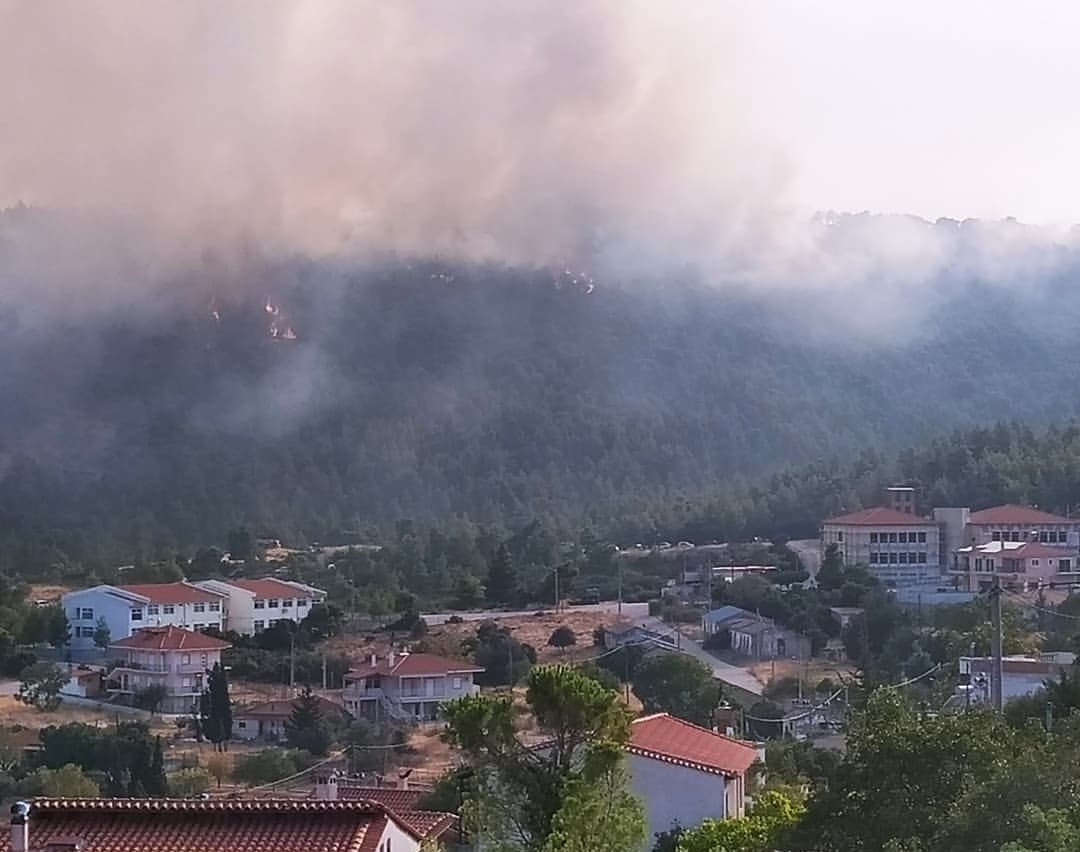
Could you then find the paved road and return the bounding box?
[422,601,649,626]
[0,680,18,697]
[787,539,821,581]
[640,617,764,696]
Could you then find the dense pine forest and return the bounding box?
[7,212,1080,575]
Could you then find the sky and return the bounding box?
[741,1,1080,223]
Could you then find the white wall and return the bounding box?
[194,580,254,634]
[371,816,420,852]
[627,754,729,848]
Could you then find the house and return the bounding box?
[6,796,439,852]
[602,621,678,651]
[342,652,484,722]
[234,694,351,742]
[63,582,228,650]
[626,713,759,847]
[58,664,104,699]
[963,504,1080,548]
[106,626,231,714]
[950,539,1080,592]
[951,653,1076,706]
[327,777,459,845]
[701,606,755,636]
[194,577,326,635]
[725,617,810,661]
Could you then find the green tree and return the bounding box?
[469,620,534,687]
[816,544,845,592]
[631,655,721,727]
[92,616,111,650]
[20,605,71,648]
[548,625,577,651]
[199,662,232,751]
[28,763,101,798]
[16,662,66,711]
[543,764,646,852]
[135,683,168,716]
[444,664,636,851]
[676,790,804,852]
[233,748,301,786]
[301,603,344,642]
[169,767,213,797]
[228,528,254,562]
[284,686,332,756]
[486,544,517,606]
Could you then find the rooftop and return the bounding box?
[823,507,936,527]
[3,798,413,852]
[967,504,1074,526]
[227,578,323,599]
[702,605,755,624]
[335,787,455,837]
[628,713,759,778]
[237,694,350,720]
[114,582,224,605]
[346,652,484,679]
[110,626,231,652]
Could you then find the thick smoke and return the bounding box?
[0,1,788,281]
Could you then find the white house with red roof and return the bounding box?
[342,651,484,722]
[626,713,759,846]
[63,582,228,650]
[194,577,325,635]
[821,506,943,586]
[962,504,1080,548]
[106,625,231,713]
[6,796,435,852]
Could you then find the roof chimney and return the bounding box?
[10,802,29,852]
[369,653,377,667]
[315,772,339,801]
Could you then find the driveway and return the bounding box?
[787,539,821,581]
[640,617,764,696]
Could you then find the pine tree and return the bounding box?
[284,685,332,756]
[145,736,168,796]
[486,544,517,605]
[200,663,233,752]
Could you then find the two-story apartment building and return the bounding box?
[951,539,1080,591]
[106,625,231,714]
[64,583,227,650]
[821,506,943,587]
[193,577,325,634]
[962,504,1080,548]
[342,652,484,722]
[626,713,759,848]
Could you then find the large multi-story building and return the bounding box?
[106,625,231,714]
[821,504,943,587]
[63,578,326,649]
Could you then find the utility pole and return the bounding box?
[322,653,328,690]
[289,628,296,690]
[990,580,1003,713]
[553,566,560,613]
[617,559,624,616]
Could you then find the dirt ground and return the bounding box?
[750,658,856,692]
[27,584,68,604]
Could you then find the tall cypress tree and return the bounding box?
[145,735,168,796]
[200,663,233,752]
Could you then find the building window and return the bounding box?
[889,553,898,564]
[899,552,908,564]
[182,654,191,664]
[918,552,927,563]
[1040,531,1049,543]
[837,532,844,542]
[1032,559,1040,566]
[992,531,1001,541]
[163,604,175,615]
[296,598,308,608]
[76,626,94,638]
[194,623,205,631]
[268,598,280,608]
[282,599,293,609]
[201,654,208,667]
[899,532,908,544]
[80,608,94,621]
[888,532,898,543]
[870,533,879,544]
[237,721,247,729]
[452,677,463,689]
[131,609,143,621]
[147,605,159,616]
[869,552,878,564]
[193,602,206,613]
[918,532,927,543]
[254,599,265,609]
[253,620,265,632]
[209,602,220,612]
[181,677,192,688]
[1062,559,1073,572]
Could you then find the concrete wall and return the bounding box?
[627,753,729,848]
[195,580,254,634]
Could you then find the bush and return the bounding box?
[447,615,464,624]
[547,625,577,649]
[22,763,100,798]
[168,767,213,797]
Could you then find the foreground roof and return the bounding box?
[336,788,455,838]
[628,713,759,777]
[347,652,484,679]
[823,507,935,526]
[967,504,1074,525]
[228,578,324,599]
[110,626,231,652]
[4,798,409,852]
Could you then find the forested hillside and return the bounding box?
[7,219,1080,571]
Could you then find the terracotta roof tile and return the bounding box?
[6,798,396,852]
[115,582,225,605]
[237,695,350,720]
[110,626,231,652]
[628,713,759,777]
[335,789,456,840]
[229,579,322,599]
[968,504,1075,526]
[346,652,484,679]
[1004,542,1076,560]
[823,507,936,527]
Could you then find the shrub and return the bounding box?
[232,749,299,786]
[168,767,213,797]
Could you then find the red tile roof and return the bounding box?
[823,507,935,527]
[346,652,484,679]
[1004,542,1076,560]
[110,626,231,652]
[628,713,759,778]
[968,504,1074,526]
[237,694,350,720]
[229,578,320,599]
[115,582,224,604]
[5,798,403,852]
[336,789,456,839]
